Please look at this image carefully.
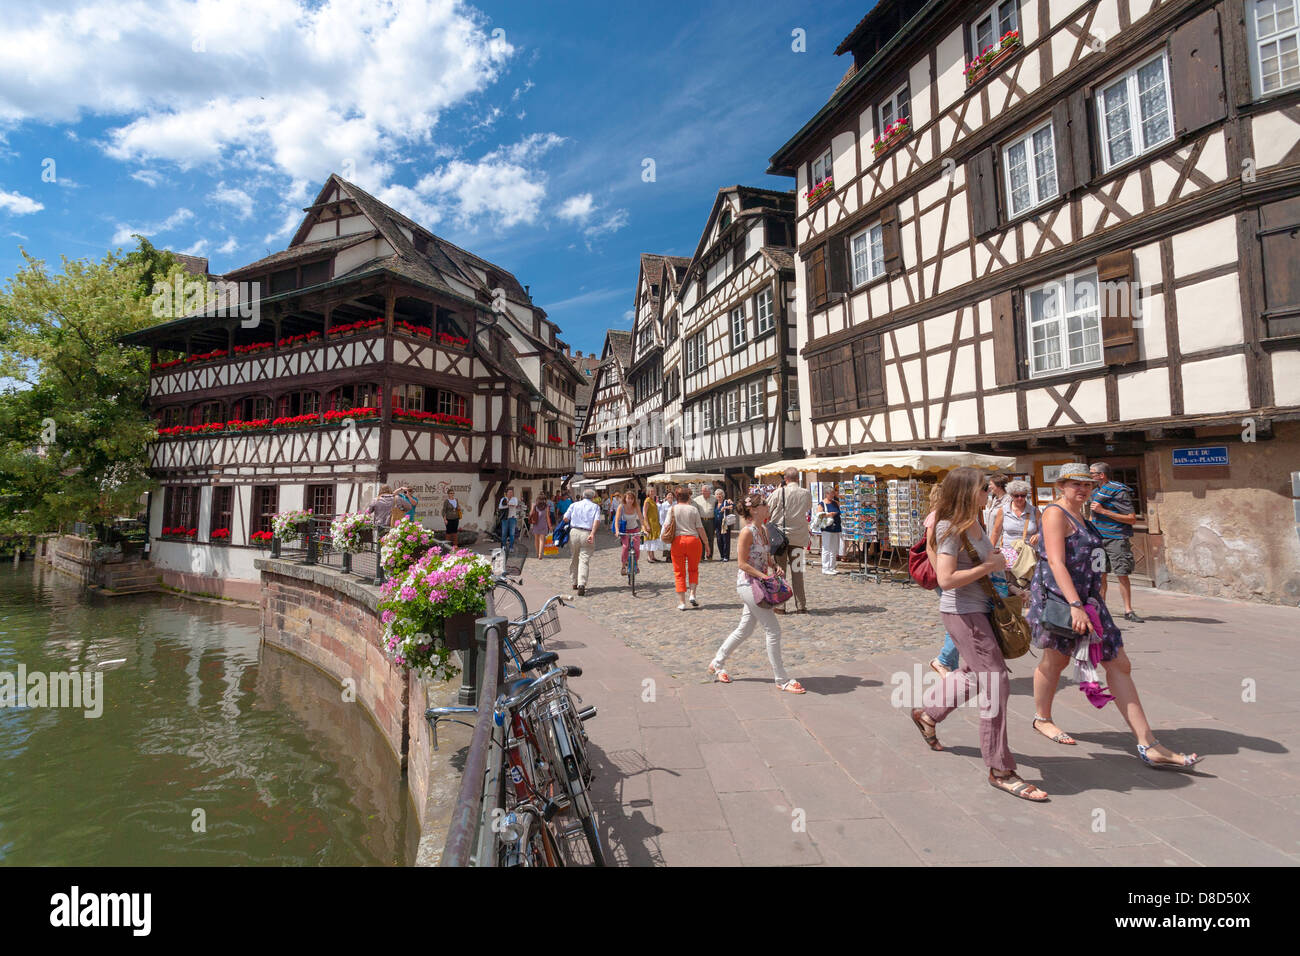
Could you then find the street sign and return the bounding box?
[1172,446,1229,467]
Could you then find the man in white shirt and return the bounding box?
[498,486,520,552]
[562,488,602,595]
[691,483,715,560]
[767,468,812,614]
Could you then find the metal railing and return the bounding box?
[272,516,385,586]
[440,613,505,867]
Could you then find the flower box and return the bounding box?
[871,118,911,158]
[397,321,432,339]
[441,612,478,651]
[161,527,199,541]
[232,341,274,357]
[582,452,601,461]
[606,447,630,457]
[251,530,273,549]
[964,31,1021,86]
[437,332,470,350]
[276,330,321,349]
[393,408,472,430]
[546,435,562,444]
[328,317,384,337]
[210,528,231,544]
[805,177,834,207]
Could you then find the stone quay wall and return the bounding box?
[254,559,464,856]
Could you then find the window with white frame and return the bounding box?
[745,381,764,420]
[701,398,714,431]
[1096,54,1173,171]
[726,390,740,425]
[705,254,729,291]
[693,330,708,373]
[755,289,775,335]
[972,0,1017,56]
[811,147,833,186]
[850,222,885,287]
[685,332,699,374]
[1027,270,1103,377]
[880,83,911,130]
[1250,0,1300,95]
[1003,119,1058,216]
[730,305,748,348]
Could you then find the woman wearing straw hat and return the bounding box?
[1026,463,1201,769]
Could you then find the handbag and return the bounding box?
[908,536,938,590]
[765,486,789,558]
[660,507,677,544]
[1039,590,1077,636]
[750,573,794,607]
[1005,508,1038,587]
[961,534,1031,660]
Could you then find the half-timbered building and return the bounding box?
[627,254,692,481]
[576,330,638,485]
[769,0,1300,601]
[678,186,804,491]
[123,174,583,597]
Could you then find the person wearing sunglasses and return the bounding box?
[990,479,1039,571]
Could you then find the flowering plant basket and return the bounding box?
[330,512,373,555]
[378,548,494,679]
[964,30,1021,84]
[547,435,561,443]
[606,447,630,457]
[210,528,231,543]
[277,330,320,349]
[521,424,537,436]
[251,530,274,548]
[805,177,834,205]
[271,509,312,540]
[161,526,199,539]
[871,118,911,157]
[437,331,470,350]
[380,517,438,580]
[393,408,472,429]
[185,348,228,365]
[232,340,274,356]
[329,317,384,337]
[397,320,433,338]
[151,357,184,372]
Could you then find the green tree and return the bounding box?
[0,242,189,534]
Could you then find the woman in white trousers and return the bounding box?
[708,491,806,693]
[817,484,842,574]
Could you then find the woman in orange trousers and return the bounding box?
[667,486,709,610]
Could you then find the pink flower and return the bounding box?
[381,610,395,624]
[399,585,417,601]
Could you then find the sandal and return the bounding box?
[777,679,806,694]
[989,770,1049,801]
[1137,741,1202,771]
[1032,716,1077,746]
[929,658,951,679]
[910,708,942,751]
[708,663,732,684]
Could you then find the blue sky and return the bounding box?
[0,0,872,355]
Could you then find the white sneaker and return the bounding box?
[689,595,699,607]
[677,602,687,611]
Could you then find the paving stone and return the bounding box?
[655,829,742,867]
[869,790,1016,864]
[646,767,727,832]
[698,741,780,793]
[770,763,881,821]
[806,818,925,866]
[1138,815,1299,866]
[641,725,705,771]
[741,717,830,767]
[717,790,823,867]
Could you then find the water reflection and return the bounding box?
[0,563,417,865]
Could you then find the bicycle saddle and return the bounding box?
[522,651,558,672]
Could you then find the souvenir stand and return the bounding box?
[755,450,1017,584]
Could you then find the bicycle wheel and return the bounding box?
[490,578,527,625]
[540,697,605,865]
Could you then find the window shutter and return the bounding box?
[852,335,885,410]
[991,289,1019,386]
[968,147,999,239]
[1065,89,1092,191]
[1171,7,1227,138]
[808,245,828,308]
[832,344,854,413]
[1098,249,1138,366]
[827,233,849,294]
[1051,98,1075,195]
[880,203,903,274]
[1258,198,1300,337]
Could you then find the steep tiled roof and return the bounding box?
[760,247,796,272]
[226,231,380,276]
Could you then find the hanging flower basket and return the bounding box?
[330,513,373,554]
[964,31,1022,85]
[377,548,494,678]
[871,118,911,157]
[271,509,312,540]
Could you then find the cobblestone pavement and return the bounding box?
[519,538,944,681]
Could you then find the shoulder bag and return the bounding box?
[961,534,1031,660]
[1006,509,1038,587]
[908,530,938,590]
[660,505,678,544]
[751,573,794,607]
[765,486,789,558]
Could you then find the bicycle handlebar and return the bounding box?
[495,665,579,718]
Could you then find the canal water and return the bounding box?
[0,563,418,865]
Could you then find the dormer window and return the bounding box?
[719,209,732,230]
[811,148,833,187]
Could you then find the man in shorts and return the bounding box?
[1090,462,1143,623]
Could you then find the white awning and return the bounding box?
[593,477,635,489]
[645,472,726,484]
[755,450,1017,479]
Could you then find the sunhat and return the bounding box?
[1055,463,1098,483]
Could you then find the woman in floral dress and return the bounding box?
[1027,464,1201,769]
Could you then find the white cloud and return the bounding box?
[0,0,515,189]
[557,193,595,221]
[131,169,163,188]
[622,309,634,325]
[182,239,210,257]
[0,189,43,215]
[111,206,193,246]
[217,236,239,255]
[404,133,564,230]
[511,80,534,101]
[262,207,303,246]
[8,231,29,240]
[539,287,624,312]
[209,182,254,219]
[583,208,629,240]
